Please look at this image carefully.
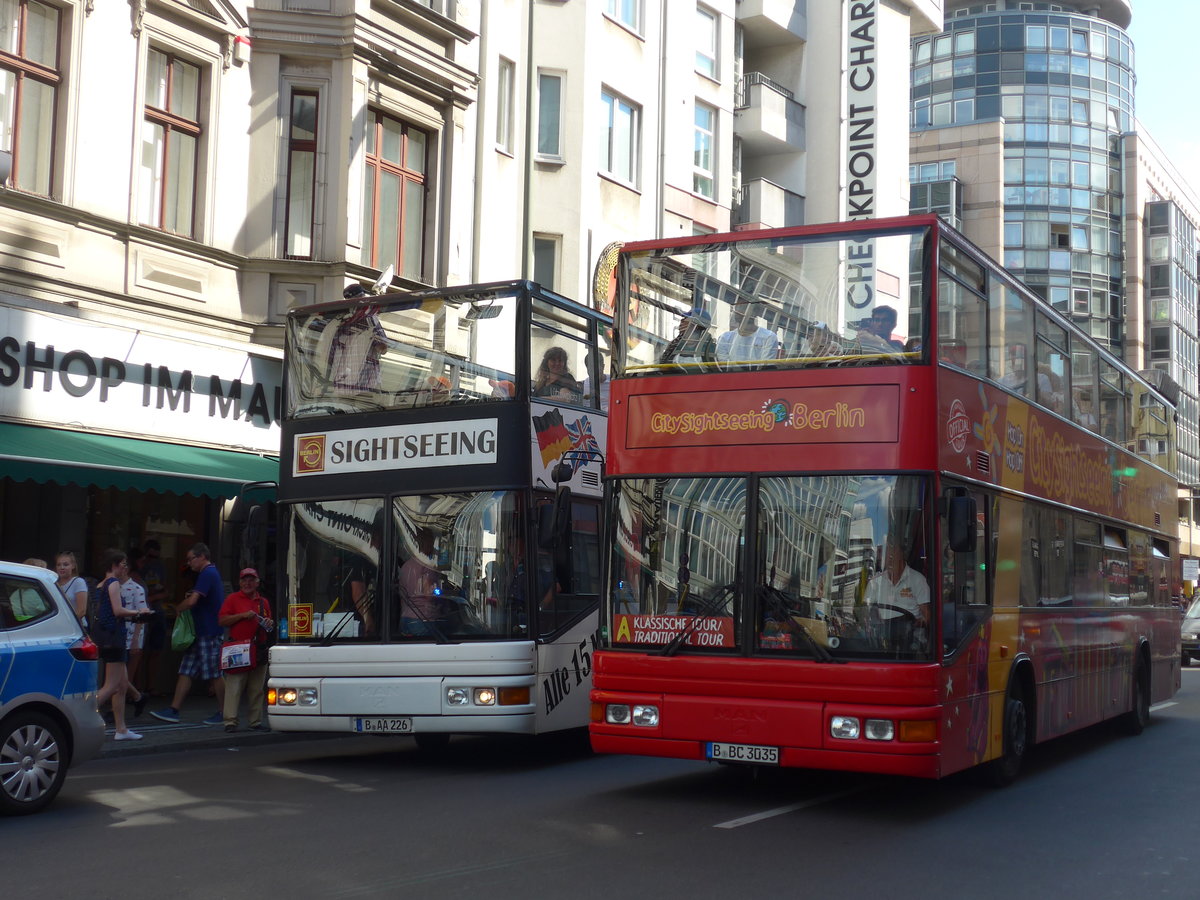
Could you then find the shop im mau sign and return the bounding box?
[0,337,280,426]
[0,307,282,453]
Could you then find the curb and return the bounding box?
[97,725,342,759]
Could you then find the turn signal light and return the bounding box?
[498,687,530,706]
[899,720,937,742]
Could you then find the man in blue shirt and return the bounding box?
[151,543,227,725]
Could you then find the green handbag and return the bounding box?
[170,609,196,651]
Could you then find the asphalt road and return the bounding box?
[8,670,1200,899]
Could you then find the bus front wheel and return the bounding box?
[984,680,1028,788]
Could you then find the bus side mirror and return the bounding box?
[947,494,977,554]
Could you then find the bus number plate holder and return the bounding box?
[708,742,779,765]
[356,717,413,734]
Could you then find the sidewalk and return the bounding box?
[98,701,330,759]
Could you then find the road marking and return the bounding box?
[714,785,869,829]
[1150,701,1177,712]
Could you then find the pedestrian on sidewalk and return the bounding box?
[119,554,151,719]
[95,550,148,741]
[151,543,226,726]
[218,568,274,732]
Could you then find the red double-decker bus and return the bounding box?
[589,215,1180,783]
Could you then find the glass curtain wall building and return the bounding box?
[911,2,1133,352]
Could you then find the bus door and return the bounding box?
[939,485,995,772]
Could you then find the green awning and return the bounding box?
[0,422,279,500]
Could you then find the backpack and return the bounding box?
[88,578,123,649]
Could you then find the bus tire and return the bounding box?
[413,733,451,753]
[1116,658,1150,736]
[984,679,1029,788]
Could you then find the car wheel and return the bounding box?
[0,712,69,816]
[983,680,1028,787]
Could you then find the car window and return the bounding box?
[0,577,57,628]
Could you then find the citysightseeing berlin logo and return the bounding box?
[649,397,866,436]
[946,399,971,453]
[296,434,326,473]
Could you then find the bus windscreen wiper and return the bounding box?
[759,586,841,663]
[659,585,735,657]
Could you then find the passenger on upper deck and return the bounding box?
[533,346,584,402]
[855,305,904,353]
[715,304,779,367]
[660,307,717,369]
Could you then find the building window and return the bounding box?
[532,233,559,290]
[696,5,718,79]
[600,88,639,186]
[497,57,515,153]
[536,70,563,159]
[693,100,715,198]
[0,0,59,196]
[361,110,428,282]
[605,0,641,32]
[285,90,318,259]
[139,49,202,237]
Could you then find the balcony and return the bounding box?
[736,0,806,49]
[733,178,805,230]
[734,73,805,155]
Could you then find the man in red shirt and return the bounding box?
[218,568,274,733]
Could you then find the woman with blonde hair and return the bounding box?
[54,550,89,621]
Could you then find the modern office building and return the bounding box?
[908,0,1200,567]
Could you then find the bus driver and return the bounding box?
[863,539,930,650]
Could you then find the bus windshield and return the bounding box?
[284,490,530,643]
[607,473,932,662]
[287,286,523,418]
[618,228,929,375]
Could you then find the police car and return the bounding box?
[1,561,104,815]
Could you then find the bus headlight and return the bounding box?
[606,704,632,724]
[446,688,470,706]
[830,715,860,739]
[864,719,895,741]
[632,705,659,727]
[274,687,318,707]
[474,688,497,706]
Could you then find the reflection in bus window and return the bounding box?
[609,477,745,637]
[285,499,384,641]
[287,288,521,417]
[618,230,928,377]
[391,492,525,642]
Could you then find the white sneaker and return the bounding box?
[114,730,144,741]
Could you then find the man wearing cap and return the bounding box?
[217,568,275,733]
[660,307,717,368]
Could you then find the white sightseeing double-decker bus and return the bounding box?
[267,280,608,748]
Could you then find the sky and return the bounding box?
[1127,2,1200,198]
